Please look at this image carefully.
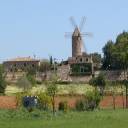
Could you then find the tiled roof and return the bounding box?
[6,57,39,62]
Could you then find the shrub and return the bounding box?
[75,99,85,111]
[37,93,51,111]
[85,90,101,111]
[26,74,36,87]
[75,90,101,111]
[36,80,42,85]
[58,101,68,112]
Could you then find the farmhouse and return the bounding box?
[3,57,40,72]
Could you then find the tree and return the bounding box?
[39,59,51,72]
[89,73,106,96]
[49,56,53,65]
[17,75,32,92]
[0,64,6,94]
[26,66,37,86]
[46,75,58,115]
[102,31,128,70]
[102,40,115,69]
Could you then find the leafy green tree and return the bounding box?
[91,53,101,64]
[26,74,36,86]
[102,40,115,69]
[102,31,128,70]
[0,64,6,94]
[26,66,37,86]
[89,73,106,96]
[46,75,58,115]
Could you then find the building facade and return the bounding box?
[3,57,40,72]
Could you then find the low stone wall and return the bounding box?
[0,95,126,109]
[0,96,17,109]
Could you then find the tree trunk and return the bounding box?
[126,84,128,108]
[112,86,116,110]
[52,95,55,115]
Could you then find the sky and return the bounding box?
[0,0,128,62]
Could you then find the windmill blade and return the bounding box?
[70,16,77,29]
[81,40,87,53]
[81,32,93,37]
[65,32,72,38]
[79,16,86,32]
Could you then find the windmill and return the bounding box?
[65,16,93,57]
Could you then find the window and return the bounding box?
[80,58,82,62]
[86,58,88,62]
[80,66,84,73]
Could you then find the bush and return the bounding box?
[75,90,101,111]
[85,90,101,111]
[27,74,36,87]
[58,101,68,112]
[16,92,34,109]
[37,93,51,111]
[75,99,85,111]
[36,80,42,85]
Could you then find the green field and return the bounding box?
[0,109,128,128]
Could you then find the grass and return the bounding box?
[0,109,128,128]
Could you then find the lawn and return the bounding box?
[0,109,128,128]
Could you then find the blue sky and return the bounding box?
[0,0,128,62]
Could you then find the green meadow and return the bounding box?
[0,109,128,128]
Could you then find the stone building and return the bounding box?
[3,57,40,72]
[56,26,94,82]
[68,27,93,76]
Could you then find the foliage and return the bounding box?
[102,31,128,70]
[0,64,6,94]
[89,73,106,95]
[75,90,101,111]
[17,75,32,92]
[58,101,68,112]
[70,63,92,75]
[39,59,51,72]
[46,74,58,115]
[75,99,85,111]
[49,56,53,65]
[16,92,32,107]
[91,52,102,70]
[37,92,51,110]
[85,90,101,110]
[26,74,36,86]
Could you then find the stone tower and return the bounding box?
[72,27,82,57]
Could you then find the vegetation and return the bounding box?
[46,75,58,115]
[89,73,106,96]
[39,59,51,72]
[37,92,51,110]
[58,101,68,112]
[75,90,101,111]
[102,31,128,70]
[17,75,32,92]
[0,64,6,94]
[0,109,128,128]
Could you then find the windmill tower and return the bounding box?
[72,27,82,57]
[65,16,92,58]
[65,17,94,76]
